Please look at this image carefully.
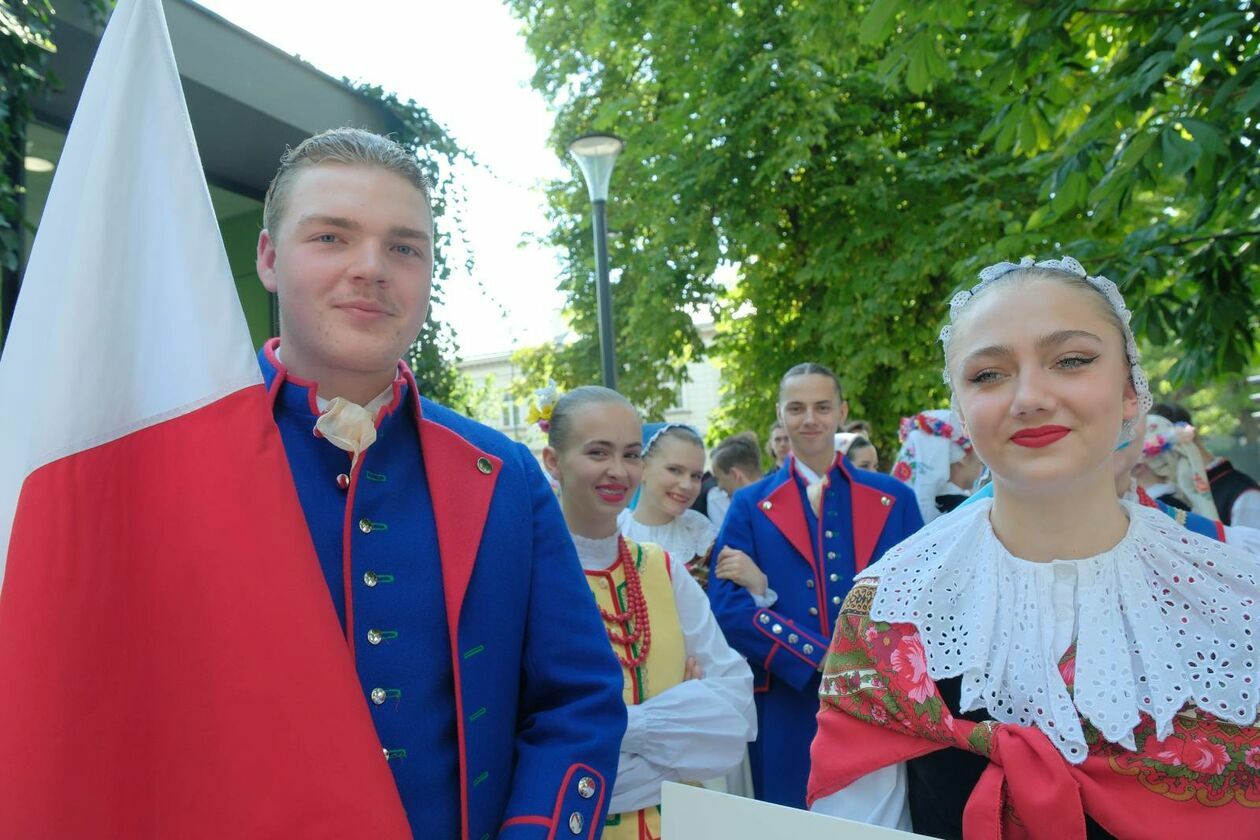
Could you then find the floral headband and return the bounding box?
[526,381,559,433]
[937,256,1153,416]
[1142,421,1196,459]
[898,411,972,452]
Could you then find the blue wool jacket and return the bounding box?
[261,342,626,840]
[709,454,922,808]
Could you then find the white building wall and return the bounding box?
[457,324,724,457]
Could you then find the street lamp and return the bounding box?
[568,133,624,390]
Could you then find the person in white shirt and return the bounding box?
[540,386,756,840]
[887,409,983,523]
[618,423,718,589]
[708,432,765,530]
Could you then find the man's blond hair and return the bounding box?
[262,127,432,234]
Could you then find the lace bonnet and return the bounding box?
[938,256,1153,417]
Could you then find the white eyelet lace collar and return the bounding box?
[617,508,716,562]
[858,497,1259,763]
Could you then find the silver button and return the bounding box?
[370,687,387,705]
[358,518,373,534]
[806,579,815,588]
[568,811,584,834]
[477,457,494,475]
[363,571,379,587]
[761,501,772,511]
[829,573,840,582]
[827,551,837,560]
[881,496,891,507]
[832,596,842,605]
[824,530,834,538]
[758,613,770,625]
[367,629,383,645]
[772,623,783,635]
[809,607,819,616]
[788,633,799,644]
[577,776,596,799]
[382,747,389,759]
[803,644,815,655]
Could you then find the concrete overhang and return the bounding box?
[35,0,401,198]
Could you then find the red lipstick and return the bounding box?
[1010,425,1070,448]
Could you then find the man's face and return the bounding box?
[257,163,433,387]
[777,374,848,463]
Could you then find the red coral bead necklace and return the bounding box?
[599,536,652,669]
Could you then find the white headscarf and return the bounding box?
[1142,415,1219,520]
[891,410,972,524]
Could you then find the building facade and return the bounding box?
[458,323,724,459]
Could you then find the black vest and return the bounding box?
[1207,459,1259,526]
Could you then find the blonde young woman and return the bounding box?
[808,258,1260,839]
[540,386,755,840]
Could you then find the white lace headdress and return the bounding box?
[938,256,1153,417]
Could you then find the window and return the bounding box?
[501,394,522,430]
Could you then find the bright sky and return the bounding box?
[197,0,571,358]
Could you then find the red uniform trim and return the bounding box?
[752,610,826,668]
[758,459,817,568]
[502,815,554,829]
[845,463,893,574]
[546,764,606,840]
[755,646,777,693]
[262,338,321,416]
[412,366,501,840]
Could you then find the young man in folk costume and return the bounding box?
[254,128,625,839]
[707,363,923,808]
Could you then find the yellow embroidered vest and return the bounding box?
[585,538,684,840]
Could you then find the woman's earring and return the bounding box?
[1120,418,1136,443]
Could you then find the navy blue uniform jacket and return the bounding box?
[262,343,626,840]
[709,454,922,808]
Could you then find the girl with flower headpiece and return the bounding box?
[889,410,984,524]
[539,386,755,840]
[619,423,719,589]
[808,257,1260,839]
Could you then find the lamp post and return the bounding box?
[568,133,624,390]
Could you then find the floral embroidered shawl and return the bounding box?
[807,581,1260,840]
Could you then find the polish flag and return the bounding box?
[0,1,410,836]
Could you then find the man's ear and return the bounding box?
[837,399,850,427]
[257,229,279,293]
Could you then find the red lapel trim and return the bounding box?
[408,369,499,840]
[757,456,817,567]
[263,338,320,416]
[841,459,893,573]
[410,381,500,636]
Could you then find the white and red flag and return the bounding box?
[0,1,409,835]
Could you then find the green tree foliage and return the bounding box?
[861,0,1259,385]
[2,1,61,298]
[509,0,1258,451]
[1,0,109,343]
